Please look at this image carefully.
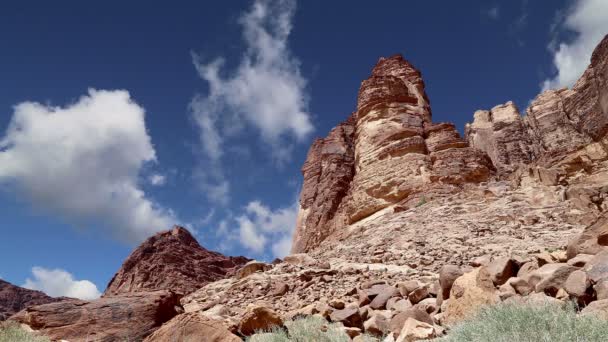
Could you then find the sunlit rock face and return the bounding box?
[292,55,494,253]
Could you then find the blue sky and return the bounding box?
[1,0,607,299]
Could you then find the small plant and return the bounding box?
[246,316,381,342]
[436,302,608,342]
[0,322,50,342]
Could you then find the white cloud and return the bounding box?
[190,0,313,204]
[149,174,166,186]
[0,89,177,243]
[542,0,608,90]
[23,267,101,300]
[235,200,298,257]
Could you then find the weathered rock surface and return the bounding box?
[143,312,241,342]
[105,226,249,296]
[11,290,181,342]
[0,279,63,321]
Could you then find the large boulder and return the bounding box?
[238,305,283,336]
[10,290,181,342]
[443,267,499,325]
[568,213,608,258]
[524,263,578,295]
[389,308,433,336]
[143,312,241,342]
[439,265,463,300]
[396,318,435,342]
[583,250,608,283]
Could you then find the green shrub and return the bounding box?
[437,302,608,342]
[0,322,49,342]
[246,316,380,342]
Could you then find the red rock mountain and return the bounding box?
[0,279,62,321]
[105,226,249,296]
[293,34,608,254]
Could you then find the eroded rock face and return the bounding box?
[105,226,249,296]
[10,290,181,342]
[467,34,608,173]
[293,55,494,253]
[0,280,62,321]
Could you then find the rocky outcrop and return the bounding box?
[105,226,249,296]
[0,279,62,321]
[293,55,494,253]
[11,290,181,342]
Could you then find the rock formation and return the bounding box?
[0,279,62,321]
[105,226,249,296]
[11,290,181,342]
[293,55,494,253]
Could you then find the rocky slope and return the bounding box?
[105,226,249,296]
[0,279,63,321]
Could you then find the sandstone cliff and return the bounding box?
[293,34,608,255]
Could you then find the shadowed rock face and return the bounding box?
[0,279,63,321]
[105,226,250,296]
[11,290,181,342]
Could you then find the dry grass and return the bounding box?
[0,322,49,342]
[438,301,608,342]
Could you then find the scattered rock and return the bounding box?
[396,318,435,342]
[439,265,463,300]
[487,257,517,286]
[330,307,363,329]
[238,305,283,336]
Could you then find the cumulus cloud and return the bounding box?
[0,89,177,242]
[149,174,166,186]
[542,0,608,90]
[215,200,297,258]
[23,267,101,300]
[190,0,313,204]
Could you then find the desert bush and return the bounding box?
[0,322,49,342]
[246,315,380,342]
[438,301,608,342]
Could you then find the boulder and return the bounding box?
[507,277,533,296]
[389,308,433,336]
[387,298,412,312]
[581,299,608,320]
[396,318,435,342]
[407,285,430,305]
[567,213,608,258]
[364,312,389,336]
[238,305,283,336]
[583,250,608,283]
[517,261,539,279]
[563,270,591,299]
[236,261,272,279]
[487,257,517,286]
[329,307,363,329]
[369,286,398,310]
[397,281,421,297]
[143,313,241,342]
[595,279,608,300]
[525,263,578,295]
[567,254,594,267]
[439,265,463,300]
[443,267,499,325]
[10,290,181,342]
